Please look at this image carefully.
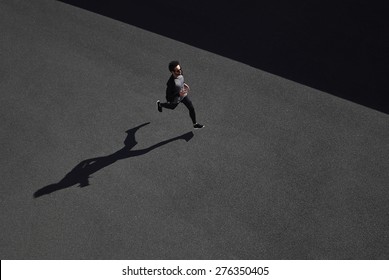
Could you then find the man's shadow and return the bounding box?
[33,122,193,198]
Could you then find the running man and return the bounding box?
[157,61,204,129]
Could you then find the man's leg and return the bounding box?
[181,97,204,128]
[180,96,197,124]
[157,100,179,111]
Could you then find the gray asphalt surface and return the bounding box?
[1,0,388,259]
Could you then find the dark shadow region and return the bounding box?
[34,122,194,198]
[58,0,388,113]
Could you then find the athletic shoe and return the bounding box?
[193,123,204,129]
[156,100,162,112]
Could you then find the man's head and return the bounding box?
[169,60,182,78]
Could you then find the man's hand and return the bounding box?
[180,83,190,97]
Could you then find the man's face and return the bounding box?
[172,65,182,78]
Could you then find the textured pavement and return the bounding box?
[1,0,388,259]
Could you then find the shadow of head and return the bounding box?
[33,170,91,198]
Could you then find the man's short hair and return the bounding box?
[168,60,180,72]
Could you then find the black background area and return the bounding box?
[58,0,389,113]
